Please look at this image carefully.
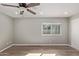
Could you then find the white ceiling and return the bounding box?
[0,3,79,18]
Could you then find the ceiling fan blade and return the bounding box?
[1,4,19,8]
[27,3,40,8]
[27,9,36,15]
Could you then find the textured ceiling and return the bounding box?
[0,3,79,18]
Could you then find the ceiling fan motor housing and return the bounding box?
[19,3,27,8]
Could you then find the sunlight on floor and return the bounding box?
[42,53,56,56]
[26,53,41,56]
[25,53,56,56]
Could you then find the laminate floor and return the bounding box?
[0,46,79,56]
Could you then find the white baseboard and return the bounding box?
[0,44,14,53]
[70,45,79,51]
[14,44,70,46]
[0,44,70,52]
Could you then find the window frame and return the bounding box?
[41,23,62,36]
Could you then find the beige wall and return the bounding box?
[14,17,69,45]
[0,13,13,51]
[70,15,79,50]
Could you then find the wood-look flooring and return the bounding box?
[0,46,79,56]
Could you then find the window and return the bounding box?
[41,23,62,36]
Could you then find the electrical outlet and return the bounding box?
[6,43,9,45]
[6,42,12,45]
[9,42,12,44]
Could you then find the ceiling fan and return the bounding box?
[1,3,40,15]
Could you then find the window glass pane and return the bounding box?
[57,25,60,34]
[43,24,51,34]
[52,25,56,34]
[52,24,60,34]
